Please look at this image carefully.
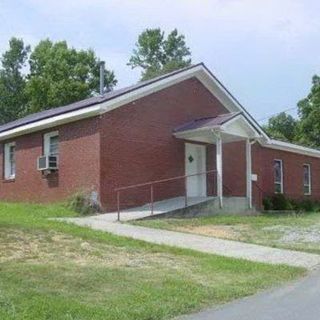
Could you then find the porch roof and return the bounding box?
[174,112,240,133]
[173,112,262,143]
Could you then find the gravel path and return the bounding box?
[62,217,320,269]
[263,225,320,243]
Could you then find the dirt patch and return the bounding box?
[0,228,193,271]
[176,224,249,240]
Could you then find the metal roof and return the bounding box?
[0,63,203,134]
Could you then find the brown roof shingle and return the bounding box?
[0,64,203,134]
[173,112,241,133]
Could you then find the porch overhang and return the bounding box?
[173,112,262,210]
[173,112,262,143]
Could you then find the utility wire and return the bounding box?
[257,106,298,122]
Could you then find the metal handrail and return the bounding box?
[115,169,216,221]
[223,184,233,195]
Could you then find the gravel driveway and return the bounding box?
[263,224,320,243]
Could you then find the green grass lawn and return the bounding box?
[132,212,320,255]
[0,203,304,320]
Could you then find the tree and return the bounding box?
[25,39,117,113]
[0,38,30,124]
[128,28,191,80]
[263,112,298,142]
[297,75,320,147]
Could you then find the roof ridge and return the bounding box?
[0,63,204,134]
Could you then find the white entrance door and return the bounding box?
[185,143,207,197]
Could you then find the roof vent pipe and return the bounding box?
[99,61,105,96]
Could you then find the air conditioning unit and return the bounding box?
[37,155,59,171]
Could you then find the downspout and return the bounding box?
[211,129,223,208]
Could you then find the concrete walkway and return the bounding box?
[178,269,320,320]
[62,217,320,269]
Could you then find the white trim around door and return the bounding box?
[185,143,207,197]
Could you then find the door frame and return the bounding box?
[185,143,207,197]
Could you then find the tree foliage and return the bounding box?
[0,38,30,124]
[128,28,191,80]
[297,75,320,147]
[263,112,298,142]
[26,40,117,113]
[0,38,117,123]
[262,74,320,147]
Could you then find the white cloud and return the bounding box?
[21,0,320,70]
[1,0,320,118]
[26,0,320,39]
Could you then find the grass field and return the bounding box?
[132,212,320,254]
[0,203,304,320]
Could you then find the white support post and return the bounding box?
[216,133,223,208]
[246,139,252,209]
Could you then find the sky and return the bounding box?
[1,0,320,122]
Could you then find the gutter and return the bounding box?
[261,139,320,159]
[0,105,101,141]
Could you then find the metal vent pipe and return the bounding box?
[99,61,105,96]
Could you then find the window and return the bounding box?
[44,131,59,156]
[4,142,16,180]
[303,164,311,195]
[274,159,283,193]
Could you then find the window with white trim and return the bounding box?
[44,131,59,156]
[4,142,16,180]
[303,164,311,195]
[274,159,283,193]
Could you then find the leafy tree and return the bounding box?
[297,75,320,147]
[0,38,30,124]
[263,112,298,142]
[128,28,191,80]
[26,39,117,113]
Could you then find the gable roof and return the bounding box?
[1,62,319,159]
[0,65,201,134]
[0,63,269,141]
[173,112,261,144]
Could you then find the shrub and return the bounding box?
[67,192,100,216]
[289,199,300,211]
[262,197,273,210]
[263,194,320,212]
[298,199,316,212]
[262,194,292,211]
[271,194,292,210]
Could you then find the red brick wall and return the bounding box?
[252,143,320,208]
[206,141,247,198]
[223,141,246,197]
[0,117,100,204]
[99,78,229,211]
[2,75,318,212]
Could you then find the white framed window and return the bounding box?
[4,142,16,180]
[303,164,311,195]
[43,131,59,156]
[274,159,283,193]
